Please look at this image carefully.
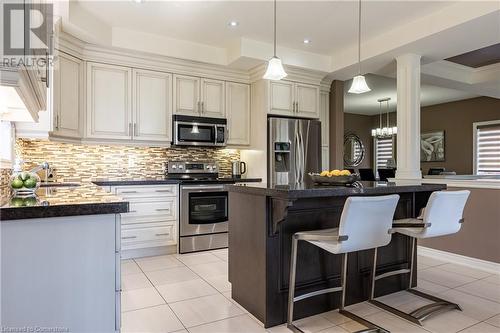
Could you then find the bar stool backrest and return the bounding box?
[338,195,400,253]
[422,190,470,238]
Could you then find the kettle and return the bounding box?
[231,161,247,179]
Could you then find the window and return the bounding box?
[474,120,500,175]
[374,136,394,170]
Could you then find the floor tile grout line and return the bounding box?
[131,255,190,331]
[133,252,241,330]
[183,313,250,332]
[448,282,500,305]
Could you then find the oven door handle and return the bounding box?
[181,185,225,191]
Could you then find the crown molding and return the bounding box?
[249,63,328,86]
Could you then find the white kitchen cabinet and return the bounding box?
[269,80,319,119]
[269,81,294,116]
[174,75,225,118]
[201,78,225,118]
[52,53,83,138]
[111,184,179,256]
[86,62,132,140]
[133,69,172,142]
[173,74,200,117]
[296,83,320,118]
[226,82,250,146]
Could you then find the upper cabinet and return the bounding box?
[52,53,83,138]
[226,82,250,146]
[269,81,319,119]
[173,75,200,117]
[174,75,225,118]
[86,62,132,140]
[133,69,172,142]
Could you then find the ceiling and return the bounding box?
[344,74,480,115]
[75,1,455,55]
[446,43,500,68]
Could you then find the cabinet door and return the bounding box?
[87,63,132,140]
[173,75,200,116]
[269,81,294,116]
[319,91,329,146]
[295,83,320,119]
[53,53,82,138]
[133,69,172,142]
[201,78,225,118]
[226,82,250,146]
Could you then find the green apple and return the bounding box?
[11,178,24,189]
[23,196,38,206]
[23,178,37,189]
[19,172,30,181]
[10,197,25,207]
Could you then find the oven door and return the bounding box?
[175,122,216,146]
[180,185,229,236]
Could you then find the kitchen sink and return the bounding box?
[39,183,81,188]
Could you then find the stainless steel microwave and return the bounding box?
[172,115,227,147]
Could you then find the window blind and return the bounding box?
[476,123,500,175]
[375,136,394,169]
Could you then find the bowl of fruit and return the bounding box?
[308,169,360,185]
[10,171,41,195]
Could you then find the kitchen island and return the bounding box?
[226,181,446,328]
[1,184,128,332]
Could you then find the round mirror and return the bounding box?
[343,133,365,167]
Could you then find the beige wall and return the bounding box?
[343,97,500,174]
[420,187,500,263]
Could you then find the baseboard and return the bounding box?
[121,245,177,260]
[418,246,500,274]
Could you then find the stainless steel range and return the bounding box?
[166,161,229,254]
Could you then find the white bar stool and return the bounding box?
[369,190,470,326]
[287,195,400,333]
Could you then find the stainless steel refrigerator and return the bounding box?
[268,117,321,185]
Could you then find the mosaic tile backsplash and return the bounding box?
[16,139,240,182]
[0,168,12,199]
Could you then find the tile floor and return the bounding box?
[121,249,500,333]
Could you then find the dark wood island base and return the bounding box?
[226,181,446,328]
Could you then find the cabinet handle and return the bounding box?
[121,236,137,240]
[296,101,299,112]
[155,208,170,212]
[133,123,137,136]
[201,101,204,114]
[197,101,201,113]
[128,210,137,213]
[55,115,59,129]
[155,190,172,193]
[128,123,132,136]
[121,191,138,194]
[155,233,170,237]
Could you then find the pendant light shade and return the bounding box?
[263,56,287,80]
[348,75,371,94]
[263,0,287,80]
[348,0,370,94]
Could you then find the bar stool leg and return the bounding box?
[287,236,299,332]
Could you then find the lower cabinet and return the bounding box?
[111,184,179,254]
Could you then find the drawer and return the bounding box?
[121,225,175,245]
[123,197,177,220]
[115,185,178,198]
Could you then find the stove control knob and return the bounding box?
[206,165,211,170]
[179,165,184,169]
[212,165,217,169]
[171,165,177,170]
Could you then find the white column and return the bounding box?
[395,54,422,179]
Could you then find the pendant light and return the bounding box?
[348,0,371,94]
[371,98,397,137]
[263,0,287,80]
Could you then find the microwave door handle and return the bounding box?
[214,125,218,145]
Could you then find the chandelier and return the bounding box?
[371,97,397,137]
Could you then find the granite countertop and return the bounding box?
[225,181,447,199]
[92,177,262,186]
[0,183,129,221]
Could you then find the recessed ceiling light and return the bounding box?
[132,0,144,3]
[228,21,239,27]
[303,39,311,44]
